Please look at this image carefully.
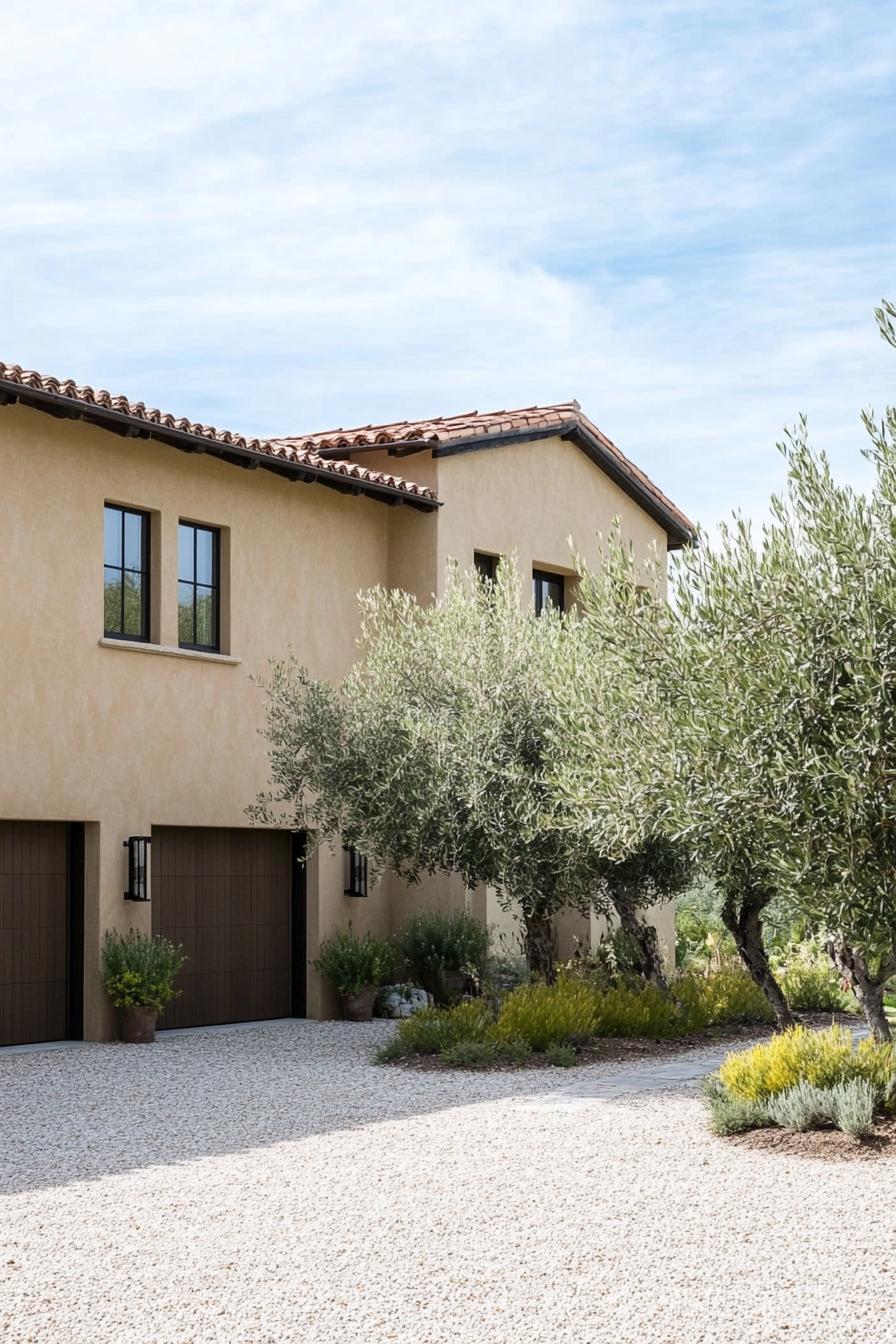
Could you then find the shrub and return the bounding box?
[442,1040,500,1069]
[592,981,681,1038]
[826,1078,878,1138]
[493,1038,532,1063]
[492,979,598,1051]
[703,1081,773,1136]
[544,1043,578,1068]
[101,929,186,1015]
[718,1026,896,1103]
[778,955,853,1013]
[674,966,775,1031]
[395,911,490,1004]
[675,878,735,972]
[392,1000,492,1055]
[765,1081,833,1132]
[313,928,394,997]
[481,953,530,1001]
[374,1037,409,1063]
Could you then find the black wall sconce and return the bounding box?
[124,835,152,901]
[343,846,368,898]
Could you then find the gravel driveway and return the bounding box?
[2,1020,894,1344]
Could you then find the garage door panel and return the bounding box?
[152,827,298,1029]
[0,821,72,1047]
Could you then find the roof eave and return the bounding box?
[0,380,440,513]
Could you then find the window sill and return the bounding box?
[98,638,241,666]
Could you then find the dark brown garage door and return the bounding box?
[151,827,304,1030]
[0,821,83,1047]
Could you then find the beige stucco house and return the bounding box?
[0,361,693,1044]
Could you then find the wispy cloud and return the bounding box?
[1,0,894,529]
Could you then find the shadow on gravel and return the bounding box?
[0,1019,814,1196]
[0,1021,628,1196]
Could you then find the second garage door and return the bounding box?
[151,826,304,1029]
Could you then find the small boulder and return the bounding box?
[374,984,431,1019]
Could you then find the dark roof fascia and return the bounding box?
[431,420,693,549]
[313,439,434,460]
[563,424,693,550]
[0,380,440,513]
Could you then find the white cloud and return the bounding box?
[0,0,894,532]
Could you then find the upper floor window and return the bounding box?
[533,568,564,616]
[104,504,149,641]
[178,521,220,651]
[343,846,368,897]
[474,551,499,583]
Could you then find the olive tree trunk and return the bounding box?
[826,941,895,1043]
[721,889,795,1031]
[615,905,668,989]
[523,912,556,983]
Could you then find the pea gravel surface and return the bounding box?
[1,1020,894,1344]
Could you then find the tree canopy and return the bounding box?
[558,302,896,1037]
[253,560,688,979]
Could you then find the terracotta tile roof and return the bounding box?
[273,401,694,543]
[0,362,438,508]
[0,361,693,540]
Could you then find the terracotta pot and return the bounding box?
[117,1005,158,1044]
[421,968,469,1006]
[341,986,377,1022]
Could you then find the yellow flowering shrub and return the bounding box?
[491,979,598,1051]
[718,1026,895,1102]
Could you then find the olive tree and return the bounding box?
[560,303,896,1038]
[253,560,686,980]
[554,536,797,1028]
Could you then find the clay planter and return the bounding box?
[117,1005,158,1044]
[421,968,469,1006]
[340,986,377,1022]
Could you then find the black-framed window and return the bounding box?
[104,504,150,640]
[533,568,564,616]
[474,551,499,582]
[343,846,368,897]
[178,521,220,651]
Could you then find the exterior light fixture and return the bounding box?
[343,846,368,898]
[123,835,152,901]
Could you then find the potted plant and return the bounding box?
[101,929,187,1043]
[394,911,490,1006]
[314,928,393,1021]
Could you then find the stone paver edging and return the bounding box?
[524,1027,870,1109]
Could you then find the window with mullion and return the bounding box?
[533,568,564,616]
[474,551,499,583]
[103,504,149,640]
[178,521,220,651]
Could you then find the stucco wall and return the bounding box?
[1,407,677,1037]
[0,405,394,1037]
[434,435,668,600]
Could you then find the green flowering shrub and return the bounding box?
[101,929,187,1015]
[492,979,598,1051]
[377,965,775,1066]
[778,957,854,1013]
[394,911,490,1004]
[718,1025,895,1102]
[314,928,394,996]
[391,1000,492,1055]
[674,966,775,1031]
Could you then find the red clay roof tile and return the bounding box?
[273,401,694,539]
[0,361,693,538]
[0,362,437,505]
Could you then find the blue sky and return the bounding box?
[2,0,895,530]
